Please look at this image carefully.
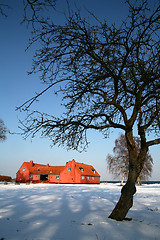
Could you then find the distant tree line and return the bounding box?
[0,175,12,182]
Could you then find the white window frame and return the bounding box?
[68,167,71,171]
[22,168,25,171]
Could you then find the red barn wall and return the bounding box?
[32,175,40,182]
[16,163,30,183]
[80,176,100,184]
[31,174,61,183]
[60,160,76,183]
[49,175,60,183]
[74,170,82,183]
[16,160,100,184]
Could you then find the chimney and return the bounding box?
[47,164,49,167]
[30,160,34,167]
[71,159,76,168]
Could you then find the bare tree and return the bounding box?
[107,134,153,186]
[18,0,160,220]
[0,119,7,142]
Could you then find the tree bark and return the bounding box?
[137,177,142,186]
[108,180,136,221]
[121,171,125,186]
[121,158,128,186]
[109,131,138,221]
[109,130,148,221]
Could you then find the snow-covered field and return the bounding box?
[0,183,159,240]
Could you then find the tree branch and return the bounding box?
[147,138,160,147]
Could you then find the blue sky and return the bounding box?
[0,0,159,181]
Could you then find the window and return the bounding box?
[79,168,83,172]
[92,177,94,180]
[87,176,89,180]
[56,175,60,179]
[30,174,33,179]
[50,169,53,173]
[68,167,71,171]
[81,175,85,180]
[92,169,95,174]
[22,168,25,171]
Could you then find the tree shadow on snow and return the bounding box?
[1,184,159,240]
[0,184,121,240]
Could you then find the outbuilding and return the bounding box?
[16,159,100,184]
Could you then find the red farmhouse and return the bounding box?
[16,159,100,184]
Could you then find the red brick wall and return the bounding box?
[16,163,30,182]
[49,175,60,183]
[32,175,40,181]
[80,176,100,184]
[16,160,100,184]
[60,160,100,184]
[60,160,76,183]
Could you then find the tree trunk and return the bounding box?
[109,131,138,221]
[109,130,148,221]
[109,178,137,221]
[137,177,142,186]
[121,159,128,186]
[120,172,125,186]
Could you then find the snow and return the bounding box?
[0,183,159,240]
